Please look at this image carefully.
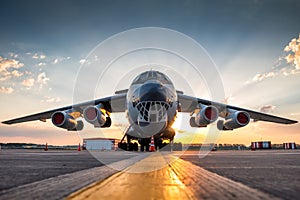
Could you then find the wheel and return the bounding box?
[133,142,138,151]
[156,138,163,151]
[128,143,134,151]
[118,142,127,151]
[140,145,145,152]
[102,117,112,127]
[140,138,151,152]
[145,144,150,152]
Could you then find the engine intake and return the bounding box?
[51,111,83,131]
[190,104,219,127]
[83,105,111,128]
[217,110,250,130]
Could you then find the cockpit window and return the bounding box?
[132,71,172,85]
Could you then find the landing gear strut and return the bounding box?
[117,126,130,151]
[118,126,176,152]
[139,138,150,152]
[117,126,138,151]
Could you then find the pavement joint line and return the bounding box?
[169,157,281,200]
[67,152,195,200]
[67,153,282,200]
[66,171,125,200]
[0,153,148,200]
[0,151,287,199]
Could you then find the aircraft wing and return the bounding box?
[2,93,127,125]
[178,93,297,124]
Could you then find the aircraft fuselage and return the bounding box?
[126,71,177,139]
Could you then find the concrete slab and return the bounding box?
[67,153,278,200]
[180,150,300,199]
[0,151,148,200]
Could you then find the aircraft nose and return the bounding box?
[139,82,167,102]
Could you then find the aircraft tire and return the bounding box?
[145,144,149,152]
[133,142,138,151]
[118,142,127,151]
[140,145,144,152]
[128,143,134,151]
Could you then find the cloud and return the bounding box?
[52,56,71,65]
[224,96,235,104]
[0,86,14,94]
[32,53,46,60]
[8,52,18,58]
[37,72,50,85]
[1,73,11,80]
[37,62,46,67]
[247,33,300,84]
[0,56,24,81]
[291,112,300,116]
[11,70,23,77]
[79,59,86,65]
[252,71,276,82]
[283,34,300,70]
[22,78,35,87]
[259,105,276,113]
[52,58,58,64]
[0,56,24,71]
[32,53,39,59]
[41,96,61,103]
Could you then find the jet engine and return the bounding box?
[83,105,111,128]
[217,110,250,130]
[190,105,219,127]
[51,111,83,131]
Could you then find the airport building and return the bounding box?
[283,142,296,149]
[83,138,121,151]
[251,141,271,150]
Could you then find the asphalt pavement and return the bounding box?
[0,149,102,190]
[179,150,300,200]
[0,149,299,200]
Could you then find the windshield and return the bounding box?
[132,70,173,85]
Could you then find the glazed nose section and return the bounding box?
[139,82,167,102]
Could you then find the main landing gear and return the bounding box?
[139,138,151,152]
[117,126,138,151]
[117,127,175,152]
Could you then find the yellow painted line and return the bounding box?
[67,153,194,200]
[67,152,279,200]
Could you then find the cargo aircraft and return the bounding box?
[2,70,297,151]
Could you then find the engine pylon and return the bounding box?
[149,136,156,152]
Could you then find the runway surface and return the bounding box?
[0,149,102,190]
[0,149,299,199]
[179,150,300,200]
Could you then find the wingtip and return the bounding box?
[285,119,298,124]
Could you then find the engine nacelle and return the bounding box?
[51,111,84,131]
[217,110,250,130]
[190,105,219,127]
[83,105,111,128]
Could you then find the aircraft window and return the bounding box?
[132,71,173,85]
[136,101,169,123]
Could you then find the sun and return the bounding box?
[172,113,183,130]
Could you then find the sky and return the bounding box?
[0,0,300,146]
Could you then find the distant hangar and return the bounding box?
[83,138,121,151]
